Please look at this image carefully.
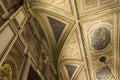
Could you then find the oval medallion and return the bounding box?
[91,27,110,50]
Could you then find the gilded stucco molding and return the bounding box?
[76,0,119,17]
[80,5,120,24]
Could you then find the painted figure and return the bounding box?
[91,27,110,50]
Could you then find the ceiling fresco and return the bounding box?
[65,64,77,78]
[26,0,120,80]
[82,15,118,80]
[96,67,111,80]
[90,27,111,50]
[58,27,87,80]
[48,16,66,42]
[59,30,83,61]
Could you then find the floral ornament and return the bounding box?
[0,64,12,80]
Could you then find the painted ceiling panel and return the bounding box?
[65,64,77,78]
[26,0,120,79]
[96,67,111,80]
[90,27,111,50]
[48,16,65,42]
[59,30,82,61]
[4,43,25,80]
[58,28,87,80]
[82,14,118,80]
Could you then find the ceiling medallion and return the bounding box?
[90,27,111,50]
[96,67,111,80]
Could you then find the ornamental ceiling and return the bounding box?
[26,0,120,80]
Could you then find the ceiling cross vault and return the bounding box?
[26,0,120,80]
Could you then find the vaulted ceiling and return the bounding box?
[25,0,120,80]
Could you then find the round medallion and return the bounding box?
[91,27,110,50]
[96,67,111,80]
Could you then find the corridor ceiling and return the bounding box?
[26,0,120,80]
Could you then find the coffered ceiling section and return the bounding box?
[82,14,119,80]
[76,0,119,16]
